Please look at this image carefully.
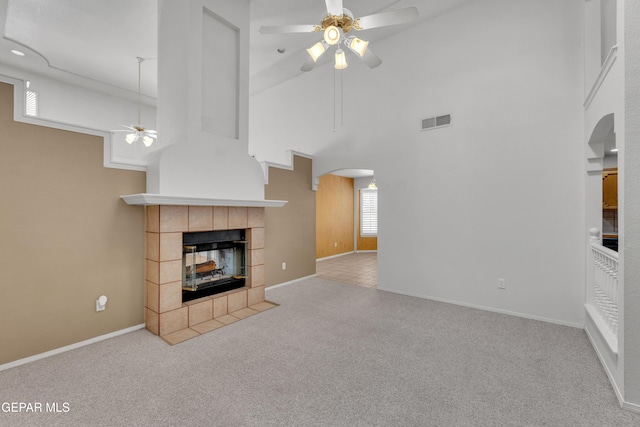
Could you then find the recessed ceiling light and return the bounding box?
[10,49,25,56]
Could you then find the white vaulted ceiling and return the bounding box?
[0,0,474,100]
[0,0,157,101]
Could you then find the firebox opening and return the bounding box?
[182,229,247,303]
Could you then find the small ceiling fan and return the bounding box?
[112,57,157,147]
[259,0,418,71]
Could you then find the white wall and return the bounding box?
[149,0,265,200]
[250,0,586,326]
[622,0,640,409]
[581,0,626,400]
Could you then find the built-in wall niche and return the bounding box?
[202,7,239,139]
[602,168,618,251]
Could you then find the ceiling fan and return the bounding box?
[112,57,157,147]
[259,0,418,71]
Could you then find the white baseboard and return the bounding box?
[0,324,146,372]
[266,274,317,290]
[378,286,584,329]
[584,324,624,406]
[316,252,355,262]
[622,400,640,414]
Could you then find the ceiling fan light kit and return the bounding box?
[344,36,368,57]
[112,56,157,147]
[307,40,329,62]
[259,0,418,72]
[323,25,341,45]
[334,48,348,69]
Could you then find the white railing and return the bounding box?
[586,228,619,353]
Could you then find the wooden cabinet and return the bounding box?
[603,169,618,208]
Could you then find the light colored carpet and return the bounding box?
[1,278,639,426]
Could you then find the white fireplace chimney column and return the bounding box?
[147,0,265,201]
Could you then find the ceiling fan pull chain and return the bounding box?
[341,68,344,127]
[333,66,336,133]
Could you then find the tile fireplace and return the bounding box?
[144,204,275,345]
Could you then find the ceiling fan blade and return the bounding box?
[325,0,344,16]
[300,56,317,72]
[259,24,318,34]
[110,125,137,132]
[355,7,418,30]
[361,48,383,69]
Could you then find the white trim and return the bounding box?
[259,150,314,185]
[316,251,355,262]
[379,287,584,329]
[266,274,316,290]
[0,324,145,372]
[120,193,287,207]
[584,45,618,110]
[585,303,618,354]
[584,323,624,408]
[622,401,640,414]
[355,250,378,254]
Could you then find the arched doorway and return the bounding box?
[586,113,617,248]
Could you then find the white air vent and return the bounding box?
[421,114,451,131]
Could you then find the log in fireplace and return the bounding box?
[182,229,247,302]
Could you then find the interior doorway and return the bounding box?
[315,169,378,288]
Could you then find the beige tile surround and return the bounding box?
[145,205,276,345]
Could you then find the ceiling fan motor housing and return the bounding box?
[321,8,358,33]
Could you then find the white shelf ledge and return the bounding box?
[120,193,287,207]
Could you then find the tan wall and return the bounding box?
[356,189,378,251]
[264,156,316,286]
[316,174,354,259]
[0,82,146,365]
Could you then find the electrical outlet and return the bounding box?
[282,262,286,270]
[96,295,108,311]
[498,278,506,289]
[334,242,338,248]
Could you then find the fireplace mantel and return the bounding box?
[121,193,287,208]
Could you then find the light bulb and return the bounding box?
[142,135,154,147]
[324,25,340,45]
[347,36,369,57]
[334,49,348,69]
[307,41,328,62]
[125,133,138,144]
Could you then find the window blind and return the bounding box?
[360,189,378,236]
[25,90,38,117]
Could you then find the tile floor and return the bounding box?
[316,252,378,288]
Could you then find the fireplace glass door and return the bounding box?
[182,230,247,302]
